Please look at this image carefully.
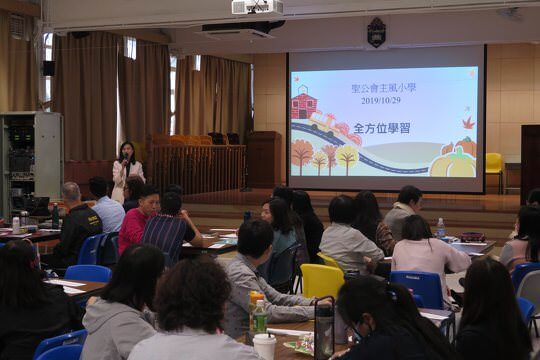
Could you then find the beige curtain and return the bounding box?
[175,55,251,143]
[0,10,38,112]
[118,40,170,143]
[52,32,118,160]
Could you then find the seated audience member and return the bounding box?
[223,220,315,338]
[118,185,159,255]
[455,257,531,360]
[261,198,297,256]
[89,176,125,233]
[352,190,396,256]
[334,276,458,360]
[0,240,83,360]
[383,185,423,240]
[391,215,471,306]
[272,185,310,263]
[42,182,103,269]
[292,190,324,264]
[319,195,384,274]
[128,257,260,360]
[141,192,201,263]
[82,244,164,360]
[122,176,145,213]
[165,184,183,196]
[500,205,540,272]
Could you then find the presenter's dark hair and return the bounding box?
[402,215,433,241]
[272,185,294,207]
[0,240,47,307]
[328,195,356,224]
[89,176,107,199]
[161,192,182,216]
[237,219,274,258]
[155,256,231,333]
[459,257,532,359]
[101,244,164,311]
[516,205,540,263]
[337,276,458,360]
[397,185,423,205]
[118,141,136,164]
[267,197,293,234]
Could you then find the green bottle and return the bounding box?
[253,299,267,334]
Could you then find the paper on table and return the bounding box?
[210,228,237,232]
[469,252,485,256]
[452,242,487,246]
[420,312,448,321]
[267,328,313,337]
[383,256,392,260]
[40,229,61,233]
[63,286,86,295]
[5,233,31,238]
[45,279,85,287]
[208,243,227,249]
[182,242,193,247]
[220,233,238,239]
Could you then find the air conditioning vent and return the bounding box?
[9,14,25,40]
[196,28,274,41]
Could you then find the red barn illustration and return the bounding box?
[291,85,318,119]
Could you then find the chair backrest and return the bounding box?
[78,234,106,265]
[267,243,300,287]
[98,232,119,266]
[226,133,240,145]
[65,264,112,283]
[300,264,344,298]
[208,132,226,145]
[512,262,540,293]
[35,344,83,360]
[33,329,87,360]
[317,252,341,270]
[516,269,540,311]
[390,271,444,310]
[517,297,535,324]
[485,153,503,172]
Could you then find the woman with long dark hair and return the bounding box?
[335,276,457,359]
[292,190,324,263]
[0,240,83,359]
[352,190,396,256]
[112,141,145,204]
[500,205,540,272]
[81,244,165,360]
[456,257,532,359]
[261,197,297,256]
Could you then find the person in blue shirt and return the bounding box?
[89,177,125,233]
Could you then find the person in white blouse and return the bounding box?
[112,141,145,204]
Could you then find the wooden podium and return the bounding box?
[247,131,282,188]
[521,125,540,204]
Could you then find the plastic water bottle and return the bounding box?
[12,216,20,235]
[51,203,59,229]
[253,299,267,334]
[436,218,446,239]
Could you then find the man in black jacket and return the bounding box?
[42,182,103,270]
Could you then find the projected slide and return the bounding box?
[290,67,479,179]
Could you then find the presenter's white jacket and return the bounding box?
[111,160,145,204]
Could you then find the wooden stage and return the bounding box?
[183,189,521,248]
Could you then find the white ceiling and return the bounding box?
[43,0,540,31]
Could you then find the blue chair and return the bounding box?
[0,243,5,247]
[390,271,444,310]
[98,232,119,266]
[78,234,107,265]
[35,344,82,360]
[65,264,112,283]
[512,263,540,293]
[33,329,87,360]
[517,297,535,325]
[260,243,300,293]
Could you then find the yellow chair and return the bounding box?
[486,153,503,194]
[317,252,342,270]
[300,264,344,299]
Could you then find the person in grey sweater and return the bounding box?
[383,185,423,241]
[81,244,165,360]
[224,219,321,339]
[129,256,261,360]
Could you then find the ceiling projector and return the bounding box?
[232,0,284,15]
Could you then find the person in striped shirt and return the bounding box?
[141,192,201,264]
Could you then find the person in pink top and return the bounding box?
[391,215,471,307]
[118,185,160,254]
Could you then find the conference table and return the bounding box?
[181,227,238,258]
[241,308,453,359]
[0,229,60,243]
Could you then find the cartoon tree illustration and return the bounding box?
[336,145,359,176]
[322,145,337,176]
[291,139,314,176]
[334,123,350,136]
[312,151,327,176]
